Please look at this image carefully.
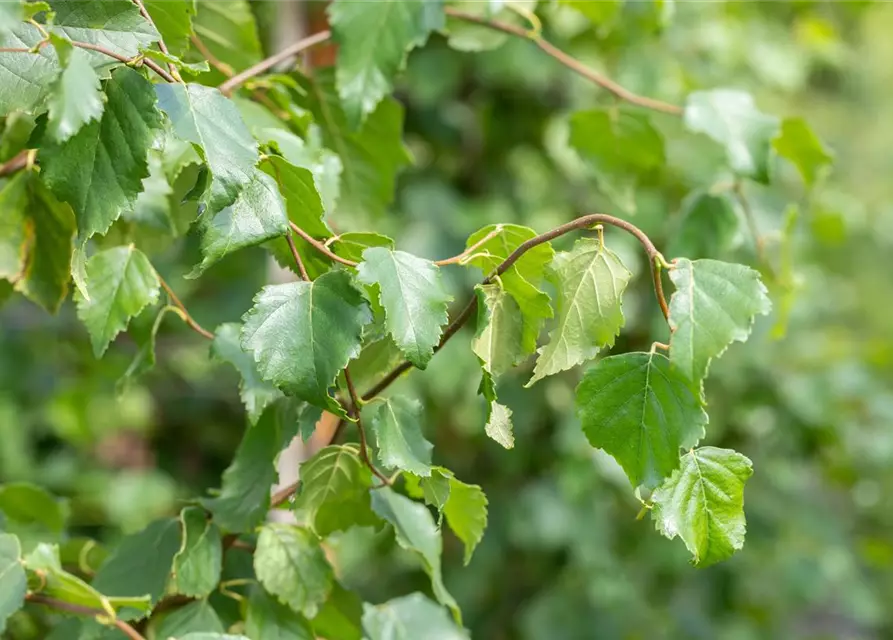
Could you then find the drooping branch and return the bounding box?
[25,594,146,640]
[344,367,391,485]
[130,0,181,81]
[158,276,214,340]
[286,231,310,281]
[361,213,670,401]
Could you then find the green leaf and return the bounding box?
[25,543,151,618]
[293,445,378,537]
[569,108,664,175]
[153,600,224,638]
[188,169,288,276]
[117,305,168,394]
[246,589,315,640]
[773,116,833,187]
[472,284,524,379]
[49,0,159,59]
[357,248,451,369]
[261,126,342,216]
[370,487,460,621]
[241,271,371,417]
[405,470,451,512]
[144,0,196,56]
[91,518,181,609]
[0,1,23,29]
[254,524,333,619]
[561,0,623,28]
[311,582,363,640]
[75,245,161,358]
[464,224,553,355]
[329,0,444,128]
[180,634,250,640]
[261,155,331,280]
[192,0,262,81]
[528,238,631,386]
[370,397,434,476]
[479,371,514,450]
[684,90,780,184]
[0,23,57,116]
[576,352,708,489]
[0,172,76,313]
[437,470,487,565]
[45,37,104,143]
[363,593,469,640]
[667,259,772,390]
[171,506,221,599]
[212,322,284,425]
[41,66,163,240]
[0,482,68,532]
[651,447,753,567]
[331,232,395,264]
[297,70,411,218]
[667,191,739,260]
[200,404,286,533]
[0,533,26,635]
[155,82,259,215]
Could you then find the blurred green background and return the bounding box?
[3,1,892,638]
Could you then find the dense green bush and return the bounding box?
[1,1,889,638]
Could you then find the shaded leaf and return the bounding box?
[311,582,363,640]
[576,352,707,489]
[371,488,460,621]
[41,66,163,240]
[155,82,258,214]
[246,588,315,640]
[212,322,283,425]
[0,483,68,532]
[684,89,780,184]
[667,191,739,260]
[329,0,444,127]
[117,305,169,394]
[254,524,333,619]
[651,447,753,567]
[473,284,524,379]
[153,600,224,638]
[296,70,411,218]
[75,245,160,358]
[528,238,631,386]
[371,397,433,476]
[293,445,378,537]
[773,116,833,186]
[668,258,771,390]
[438,470,487,565]
[478,370,513,450]
[331,232,395,264]
[363,593,469,640]
[144,0,196,56]
[241,271,371,417]
[188,169,288,276]
[357,248,451,369]
[262,127,342,215]
[171,506,221,599]
[192,0,262,82]
[0,533,26,635]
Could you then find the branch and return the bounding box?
[0,150,29,177]
[158,276,214,340]
[130,0,181,81]
[25,594,146,640]
[286,231,310,281]
[444,7,683,116]
[362,213,670,401]
[219,30,331,96]
[434,225,504,266]
[344,368,391,486]
[290,222,357,268]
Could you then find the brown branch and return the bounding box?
[219,30,331,96]
[363,213,669,401]
[0,150,29,177]
[271,480,301,508]
[158,276,214,340]
[190,33,233,77]
[286,231,310,281]
[130,0,181,81]
[290,222,358,268]
[26,594,146,640]
[445,7,682,116]
[434,225,504,266]
[344,368,391,486]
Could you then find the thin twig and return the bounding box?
[344,368,391,486]
[130,0,181,81]
[286,232,310,281]
[0,41,175,82]
[445,7,682,116]
[271,480,301,508]
[732,181,768,265]
[362,213,669,400]
[219,30,331,96]
[190,33,233,77]
[0,150,29,177]
[158,276,214,340]
[290,222,358,268]
[434,225,504,266]
[26,594,146,640]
